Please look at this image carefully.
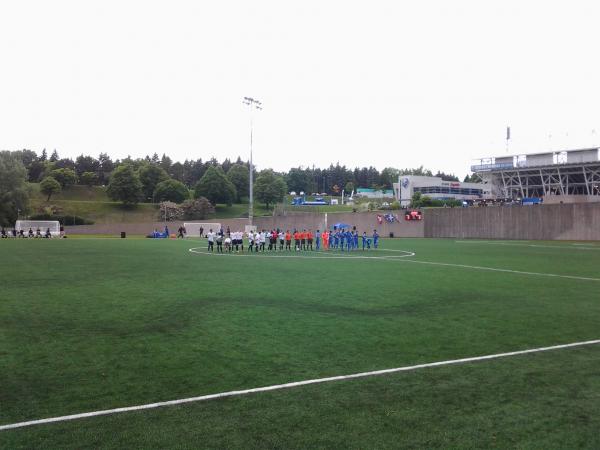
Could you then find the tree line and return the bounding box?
[10,148,467,193]
[1,148,474,226]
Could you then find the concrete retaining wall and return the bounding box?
[65,212,425,238]
[65,204,599,241]
[424,203,600,240]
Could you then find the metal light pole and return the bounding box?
[243,97,262,225]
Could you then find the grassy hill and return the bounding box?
[27,185,368,224]
[27,184,273,224]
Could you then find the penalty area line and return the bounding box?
[1,339,599,431]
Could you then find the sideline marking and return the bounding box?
[1,339,598,431]
[401,259,600,282]
[188,247,416,259]
[455,241,600,251]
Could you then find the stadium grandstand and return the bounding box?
[472,147,600,203]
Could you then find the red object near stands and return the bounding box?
[405,210,423,221]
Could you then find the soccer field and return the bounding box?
[1,238,599,448]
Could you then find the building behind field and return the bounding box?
[355,188,395,199]
[472,147,600,203]
[393,176,491,207]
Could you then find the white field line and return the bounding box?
[1,339,598,432]
[400,259,600,282]
[188,247,416,260]
[189,247,600,282]
[455,241,600,251]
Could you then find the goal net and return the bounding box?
[183,222,221,238]
[15,220,61,237]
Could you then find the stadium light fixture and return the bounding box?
[243,97,262,225]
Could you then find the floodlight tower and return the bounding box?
[243,97,262,225]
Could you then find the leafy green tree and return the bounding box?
[226,164,249,202]
[80,171,98,186]
[399,166,433,177]
[344,181,355,193]
[463,173,481,183]
[380,167,400,189]
[98,153,115,184]
[40,176,62,201]
[286,167,314,193]
[138,163,169,201]
[181,197,215,220]
[254,169,287,209]
[28,160,46,182]
[410,191,422,208]
[194,166,236,206]
[434,171,459,182]
[153,179,189,203]
[107,164,143,205]
[50,168,77,188]
[75,155,100,178]
[54,158,76,170]
[0,151,30,226]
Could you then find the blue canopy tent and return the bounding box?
[332,222,352,230]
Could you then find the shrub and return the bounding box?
[181,197,215,220]
[157,201,183,221]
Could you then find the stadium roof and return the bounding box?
[476,147,599,160]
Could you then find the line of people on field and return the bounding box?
[1,227,54,238]
[205,227,380,253]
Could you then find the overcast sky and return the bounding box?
[2,1,599,178]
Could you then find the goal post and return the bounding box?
[15,220,61,237]
[183,222,221,238]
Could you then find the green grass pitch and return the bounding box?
[1,238,600,448]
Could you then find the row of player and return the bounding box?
[1,227,56,238]
[205,229,380,253]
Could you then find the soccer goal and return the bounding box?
[15,220,61,237]
[184,222,221,238]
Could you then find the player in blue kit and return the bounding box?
[373,230,380,248]
[362,232,371,250]
[353,231,359,250]
[315,230,321,250]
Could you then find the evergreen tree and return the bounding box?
[226,164,249,202]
